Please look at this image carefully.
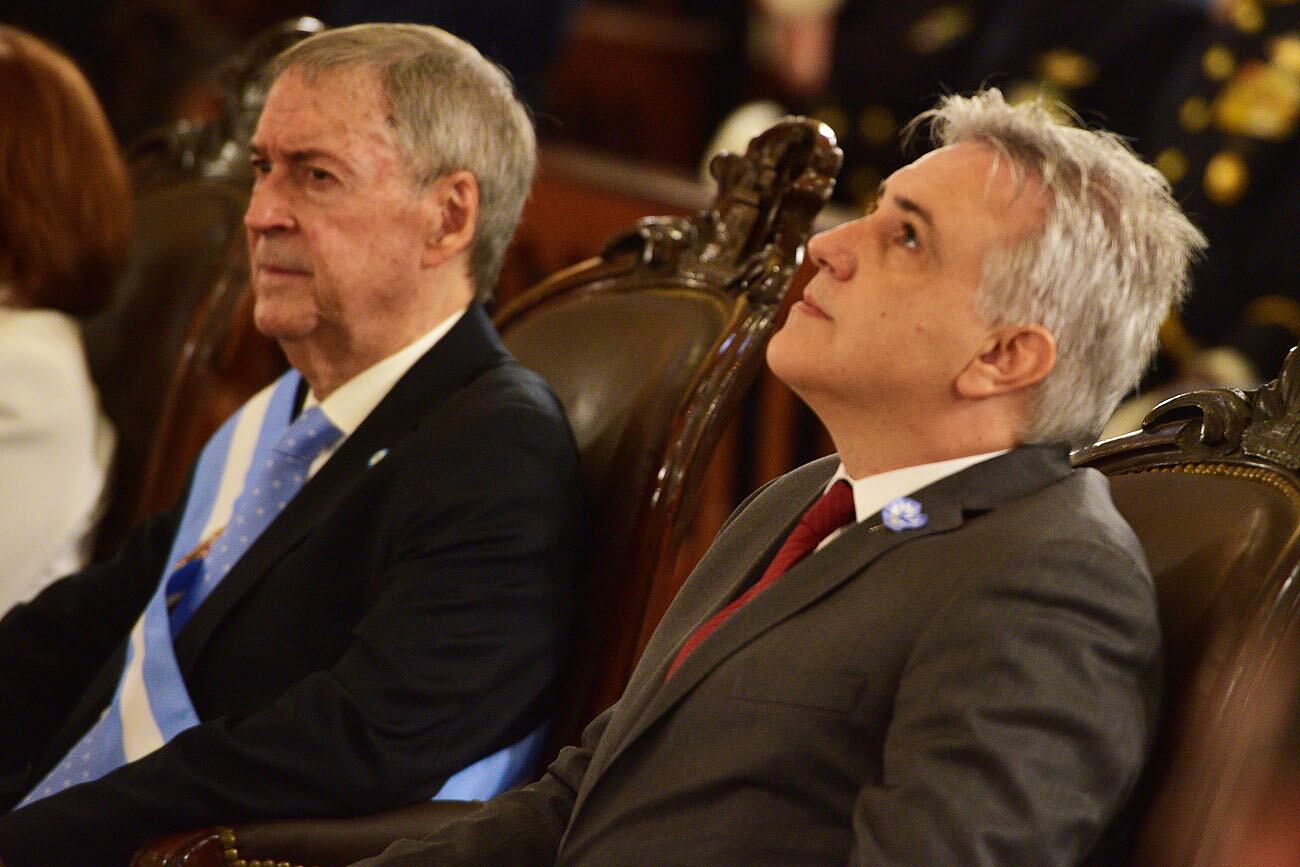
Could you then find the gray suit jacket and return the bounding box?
[365,444,1161,866]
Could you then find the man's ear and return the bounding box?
[955,324,1056,399]
[421,170,479,268]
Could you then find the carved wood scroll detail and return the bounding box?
[598,117,843,310]
[1143,345,1300,469]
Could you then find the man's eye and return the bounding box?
[306,167,334,183]
[899,223,919,249]
[250,158,271,176]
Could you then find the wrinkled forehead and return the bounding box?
[256,63,396,149]
[266,61,388,115]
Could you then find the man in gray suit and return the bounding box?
[359,89,1206,865]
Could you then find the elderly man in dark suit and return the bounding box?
[357,89,1206,866]
[0,24,581,867]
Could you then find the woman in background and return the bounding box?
[0,26,128,611]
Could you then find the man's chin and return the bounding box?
[252,308,319,343]
[765,326,808,386]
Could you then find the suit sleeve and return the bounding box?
[0,389,582,867]
[849,540,1161,866]
[351,701,614,867]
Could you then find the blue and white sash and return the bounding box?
[20,369,540,806]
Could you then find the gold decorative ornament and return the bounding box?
[1155,148,1190,184]
[1180,95,1213,131]
[1268,34,1300,76]
[907,4,974,54]
[1203,44,1237,81]
[1213,59,1300,140]
[1203,149,1250,205]
[1036,47,1100,89]
[1229,0,1267,32]
[1003,79,1072,121]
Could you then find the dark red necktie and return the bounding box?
[666,479,856,680]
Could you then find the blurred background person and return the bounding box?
[743,0,1207,211]
[1132,0,1300,393]
[0,27,129,611]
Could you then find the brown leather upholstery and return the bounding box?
[1073,347,1300,865]
[503,290,729,500]
[128,118,843,867]
[1109,471,1299,693]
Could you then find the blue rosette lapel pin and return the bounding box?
[881,496,927,532]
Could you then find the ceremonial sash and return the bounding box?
[21,368,540,806]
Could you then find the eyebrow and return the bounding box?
[878,181,937,233]
[248,144,341,166]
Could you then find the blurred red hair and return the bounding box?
[0,27,130,315]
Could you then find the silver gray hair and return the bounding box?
[265,23,536,300]
[910,89,1206,447]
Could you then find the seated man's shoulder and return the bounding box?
[458,356,570,429]
[958,465,1156,614]
[1020,465,1146,559]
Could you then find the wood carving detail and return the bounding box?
[598,117,842,307]
[1143,345,1300,468]
[128,17,325,186]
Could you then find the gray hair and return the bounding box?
[265,23,536,299]
[910,89,1206,447]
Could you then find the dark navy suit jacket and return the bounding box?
[0,303,582,867]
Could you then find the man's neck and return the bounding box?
[815,398,1022,479]
[287,285,474,399]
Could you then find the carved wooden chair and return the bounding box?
[1072,346,1300,865]
[129,118,842,867]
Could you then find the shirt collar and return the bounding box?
[303,306,467,435]
[830,449,1010,524]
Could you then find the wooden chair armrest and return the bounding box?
[131,828,228,867]
[131,801,479,867]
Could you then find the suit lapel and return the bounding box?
[585,457,839,771]
[578,443,1073,801]
[173,304,509,667]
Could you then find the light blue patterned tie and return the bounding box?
[168,405,342,632]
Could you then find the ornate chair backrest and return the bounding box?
[496,117,841,746]
[1073,346,1300,866]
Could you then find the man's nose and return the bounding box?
[244,179,294,234]
[807,223,855,279]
